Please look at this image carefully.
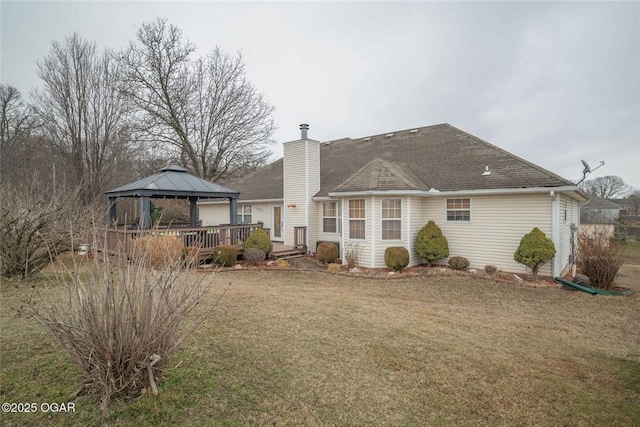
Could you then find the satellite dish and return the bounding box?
[581,159,591,173]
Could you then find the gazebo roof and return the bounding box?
[105,164,239,199]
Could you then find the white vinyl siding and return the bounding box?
[341,197,371,267]
[283,138,320,248]
[373,197,410,268]
[557,194,580,276]
[420,194,554,275]
[199,201,273,228]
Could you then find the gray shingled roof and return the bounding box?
[334,158,427,192]
[226,123,576,201]
[105,164,239,199]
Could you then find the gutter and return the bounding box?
[327,186,588,199]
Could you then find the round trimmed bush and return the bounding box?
[316,242,339,263]
[244,228,273,255]
[384,246,410,272]
[213,245,237,267]
[244,248,266,266]
[514,227,555,282]
[448,256,470,271]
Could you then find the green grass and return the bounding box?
[2,265,639,426]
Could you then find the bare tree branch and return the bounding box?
[32,33,134,205]
[118,19,275,182]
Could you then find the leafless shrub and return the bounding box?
[345,242,360,270]
[577,228,626,289]
[28,239,221,411]
[0,184,68,279]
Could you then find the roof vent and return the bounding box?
[363,137,372,141]
[300,123,309,140]
[385,133,394,138]
[482,165,492,176]
[409,129,419,134]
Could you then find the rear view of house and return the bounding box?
[200,123,588,277]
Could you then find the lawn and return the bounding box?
[1,264,639,426]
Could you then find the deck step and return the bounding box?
[270,249,306,259]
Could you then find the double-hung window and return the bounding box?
[381,199,401,240]
[446,198,470,221]
[323,202,338,233]
[349,199,366,239]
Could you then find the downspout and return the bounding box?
[551,191,560,277]
[370,197,376,267]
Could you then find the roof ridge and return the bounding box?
[323,123,449,145]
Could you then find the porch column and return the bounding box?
[139,196,151,229]
[229,197,238,225]
[189,196,198,227]
[108,197,117,228]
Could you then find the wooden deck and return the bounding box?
[99,224,307,264]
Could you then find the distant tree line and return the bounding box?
[0,18,275,207]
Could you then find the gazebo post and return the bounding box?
[140,196,151,229]
[229,197,238,225]
[189,196,198,227]
[108,197,117,228]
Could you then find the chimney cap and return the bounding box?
[300,123,309,130]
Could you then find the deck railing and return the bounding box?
[294,226,307,249]
[101,224,264,258]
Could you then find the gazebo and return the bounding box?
[105,164,239,229]
[102,165,264,260]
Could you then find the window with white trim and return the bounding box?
[323,202,338,233]
[446,198,470,221]
[349,199,366,239]
[381,198,401,240]
[236,205,252,224]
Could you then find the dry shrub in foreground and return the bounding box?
[28,250,219,411]
[577,228,625,289]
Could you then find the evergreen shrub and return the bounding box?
[415,220,449,266]
[244,228,272,255]
[514,227,555,282]
[448,256,470,271]
[317,242,339,263]
[213,245,237,267]
[384,246,410,272]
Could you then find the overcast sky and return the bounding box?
[2,1,639,190]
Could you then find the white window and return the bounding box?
[349,199,366,239]
[447,198,470,221]
[236,205,252,224]
[381,199,401,240]
[323,202,338,233]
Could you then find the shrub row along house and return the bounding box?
[200,123,588,277]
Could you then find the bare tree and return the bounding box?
[118,18,276,182]
[582,175,631,199]
[33,33,134,205]
[0,85,40,183]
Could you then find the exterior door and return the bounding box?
[272,206,283,241]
